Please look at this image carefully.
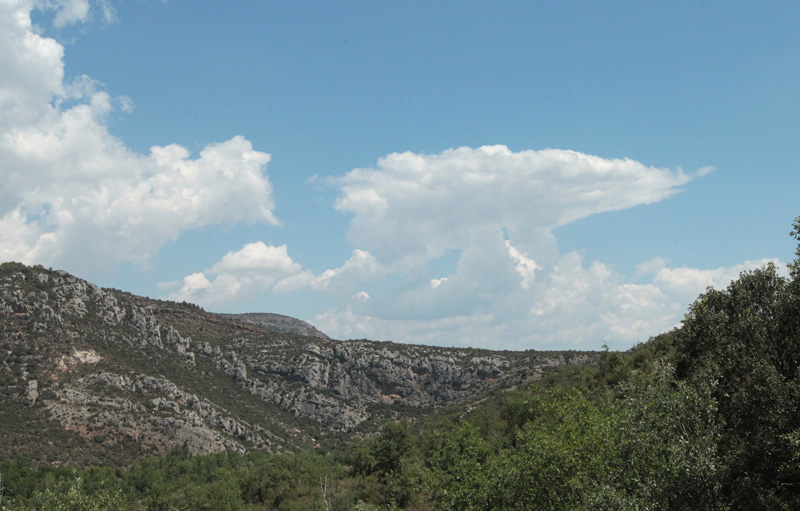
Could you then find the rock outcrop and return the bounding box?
[24,379,38,406]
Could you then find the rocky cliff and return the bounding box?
[0,262,596,467]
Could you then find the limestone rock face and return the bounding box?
[0,262,596,467]
[24,379,38,406]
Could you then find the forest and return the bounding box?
[2,219,800,510]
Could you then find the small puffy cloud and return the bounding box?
[209,242,300,277]
[635,256,669,278]
[310,249,382,292]
[179,272,211,293]
[313,305,375,340]
[273,249,383,295]
[696,166,715,177]
[0,2,278,278]
[50,0,90,27]
[95,0,115,23]
[166,243,303,307]
[34,0,115,27]
[117,95,134,113]
[271,270,315,294]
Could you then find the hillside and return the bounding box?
[220,312,330,339]
[0,262,595,467]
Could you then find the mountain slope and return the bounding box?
[0,262,596,466]
[220,312,330,339]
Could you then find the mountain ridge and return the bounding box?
[0,262,597,467]
[219,312,330,340]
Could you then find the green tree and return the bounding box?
[371,420,420,508]
[789,216,800,276]
[196,470,243,511]
[608,366,725,510]
[674,258,800,508]
[503,387,620,510]
[425,422,494,510]
[372,421,412,477]
[3,478,127,511]
[346,437,376,477]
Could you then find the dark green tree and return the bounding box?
[424,422,495,510]
[674,251,800,507]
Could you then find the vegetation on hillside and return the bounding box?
[3,219,800,509]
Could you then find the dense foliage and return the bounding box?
[3,221,800,509]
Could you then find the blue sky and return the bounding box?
[2,0,799,350]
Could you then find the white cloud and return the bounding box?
[0,1,278,278]
[271,270,315,294]
[634,256,669,278]
[309,147,715,348]
[0,1,66,131]
[170,243,385,307]
[313,305,375,340]
[50,0,90,27]
[179,272,211,293]
[308,149,776,347]
[95,0,114,23]
[33,0,115,27]
[309,249,382,292]
[333,145,698,270]
[272,249,383,295]
[166,242,303,307]
[506,240,539,290]
[352,291,370,301]
[652,258,782,307]
[209,242,300,277]
[311,255,784,349]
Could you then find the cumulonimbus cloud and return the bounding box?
[298,145,737,348]
[333,145,702,269]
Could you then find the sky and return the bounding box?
[2,0,799,350]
